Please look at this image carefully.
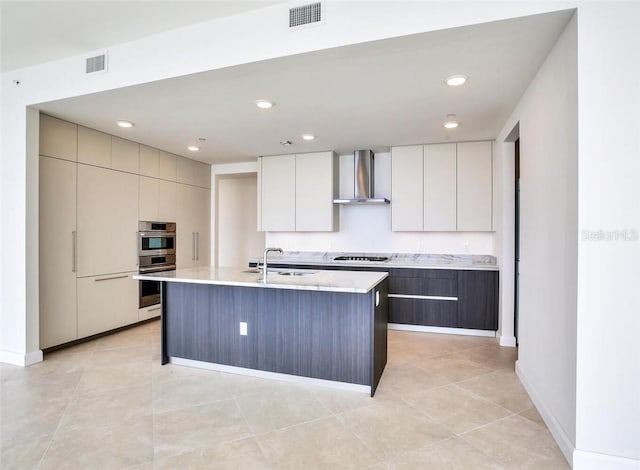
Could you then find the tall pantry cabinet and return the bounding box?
[38,114,210,349]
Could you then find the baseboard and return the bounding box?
[171,356,371,394]
[515,360,574,466]
[388,323,496,338]
[499,335,517,347]
[573,449,640,470]
[0,349,43,366]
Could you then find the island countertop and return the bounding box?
[248,251,498,271]
[134,266,388,294]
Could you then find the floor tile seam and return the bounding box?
[151,394,240,417]
[395,394,456,433]
[338,415,387,466]
[448,382,518,415]
[251,415,347,468]
[454,421,518,469]
[250,413,334,439]
[451,368,502,388]
[455,412,518,439]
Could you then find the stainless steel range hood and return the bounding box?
[333,150,390,205]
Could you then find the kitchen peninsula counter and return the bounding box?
[135,267,389,396]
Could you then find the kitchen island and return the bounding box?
[134,267,389,396]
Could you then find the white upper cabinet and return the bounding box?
[177,156,210,188]
[424,143,457,231]
[392,141,493,232]
[259,154,296,232]
[77,165,139,277]
[295,152,338,232]
[111,137,139,174]
[391,145,423,231]
[78,126,111,167]
[159,151,177,181]
[39,114,77,161]
[139,145,160,178]
[457,141,493,231]
[258,151,337,232]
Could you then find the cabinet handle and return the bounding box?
[95,275,129,282]
[147,306,161,312]
[72,231,77,273]
[196,232,199,261]
[192,232,196,261]
[388,294,458,301]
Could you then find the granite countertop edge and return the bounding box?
[134,267,389,294]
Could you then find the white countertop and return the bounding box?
[134,266,388,294]
[249,252,498,271]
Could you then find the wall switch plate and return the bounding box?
[240,322,248,336]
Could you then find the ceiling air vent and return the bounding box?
[289,2,322,28]
[85,52,107,74]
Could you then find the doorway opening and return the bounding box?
[215,173,265,268]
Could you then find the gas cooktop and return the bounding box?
[333,255,389,262]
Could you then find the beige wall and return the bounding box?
[217,175,264,268]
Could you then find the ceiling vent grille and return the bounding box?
[85,53,107,74]
[289,2,322,28]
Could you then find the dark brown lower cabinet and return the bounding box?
[253,262,499,331]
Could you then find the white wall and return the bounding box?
[496,14,578,462]
[217,175,264,267]
[267,152,496,254]
[573,3,640,467]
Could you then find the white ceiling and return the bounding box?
[28,7,572,164]
[0,1,284,72]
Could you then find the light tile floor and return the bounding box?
[0,321,569,469]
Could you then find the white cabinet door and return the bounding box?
[457,141,493,231]
[39,156,78,348]
[78,126,111,168]
[424,143,457,231]
[139,176,159,221]
[193,161,211,189]
[140,145,159,177]
[39,114,77,162]
[111,137,139,174]
[77,165,139,277]
[158,151,177,181]
[176,183,210,267]
[176,183,197,268]
[391,145,423,231]
[157,179,177,222]
[193,186,211,266]
[77,272,138,337]
[176,156,196,185]
[259,155,296,231]
[295,152,337,231]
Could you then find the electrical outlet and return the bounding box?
[239,322,248,336]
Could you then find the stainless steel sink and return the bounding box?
[277,270,317,276]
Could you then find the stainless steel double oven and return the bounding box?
[138,221,176,308]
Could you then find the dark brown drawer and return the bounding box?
[389,298,457,327]
[389,276,457,297]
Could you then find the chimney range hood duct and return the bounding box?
[333,150,390,205]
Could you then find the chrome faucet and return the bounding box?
[262,247,283,282]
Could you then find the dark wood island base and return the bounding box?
[160,278,389,396]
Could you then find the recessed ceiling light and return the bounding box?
[116,120,134,128]
[443,114,459,129]
[301,134,315,141]
[445,74,467,87]
[255,99,274,109]
[280,140,293,146]
[187,146,199,152]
